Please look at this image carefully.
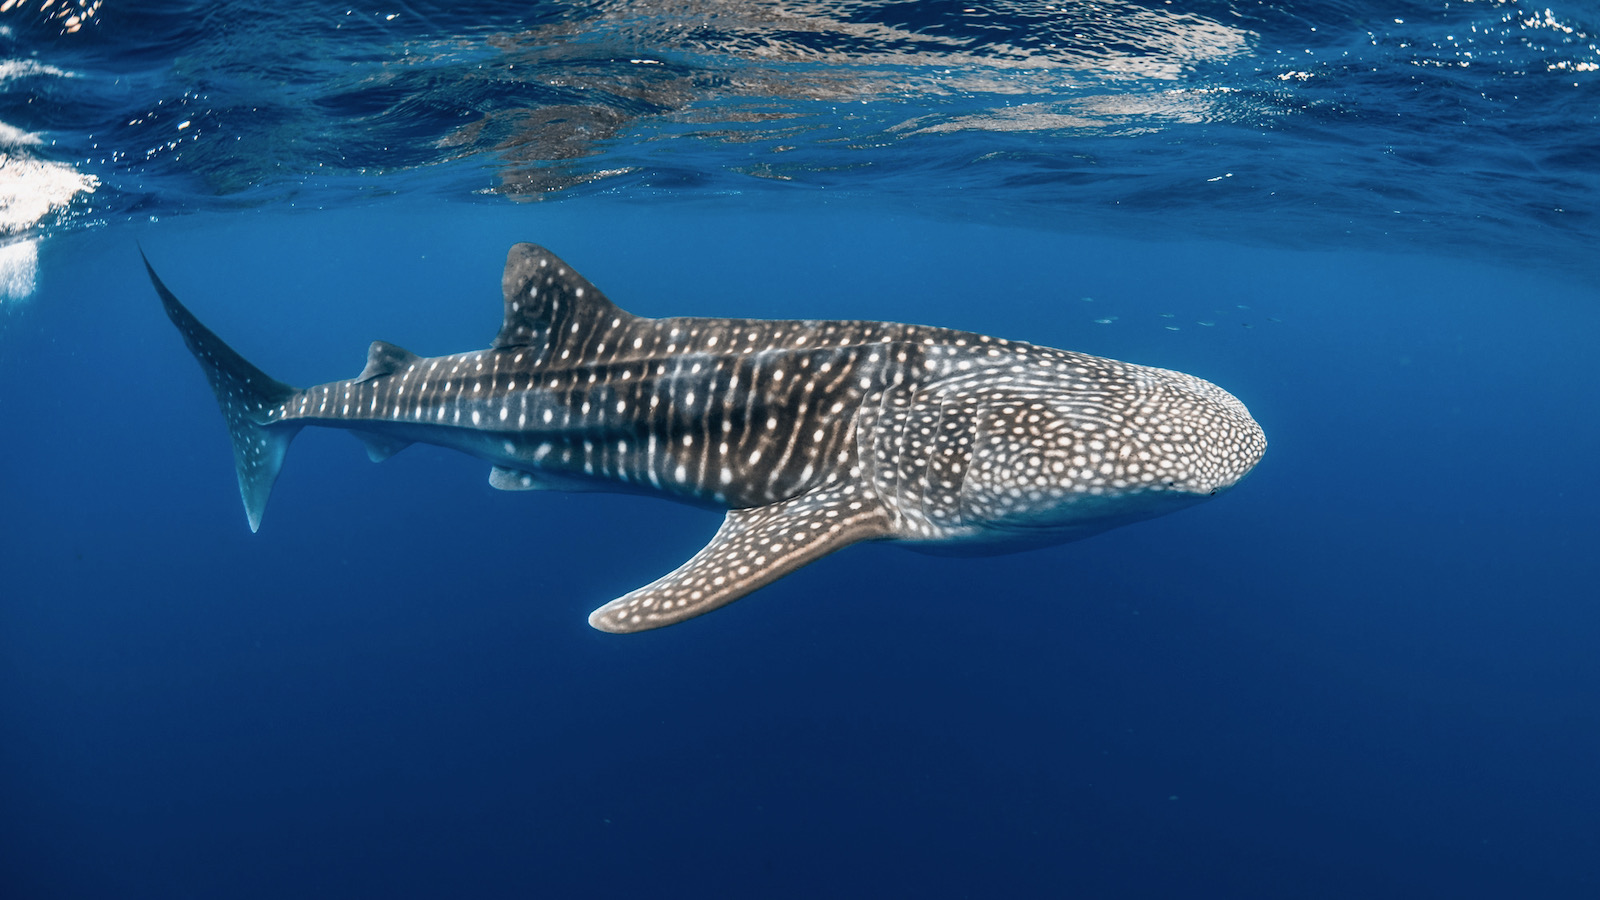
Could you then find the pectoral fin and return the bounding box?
[588,484,891,633]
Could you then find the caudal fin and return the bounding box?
[143,250,301,532]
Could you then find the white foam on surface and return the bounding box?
[1,151,99,234]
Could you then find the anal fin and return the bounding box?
[353,430,414,463]
[588,484,891,633]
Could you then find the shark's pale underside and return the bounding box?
[146,244,1266,633]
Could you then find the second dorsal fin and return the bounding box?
[356,340,419,383]
[493,243,636,358]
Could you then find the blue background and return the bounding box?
[3,198,1598,897]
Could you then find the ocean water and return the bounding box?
[4,2,1599,898]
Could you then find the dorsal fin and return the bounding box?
[493,243,635,357]
[356,340,419,383]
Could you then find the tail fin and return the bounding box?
[142,250,301,532]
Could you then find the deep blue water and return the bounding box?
[5,3,1600,899]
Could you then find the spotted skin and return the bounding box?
[589,481,891,632]
[147,244,1266,633]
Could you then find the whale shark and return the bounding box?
[146,243,1266,633]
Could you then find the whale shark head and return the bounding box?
[934,357,1266,548]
